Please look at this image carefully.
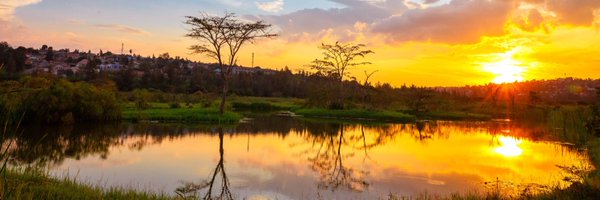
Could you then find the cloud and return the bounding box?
[256,0,284,12]
[94,24,152,36]
[547,0,600,26]
[252,0,407,36]
[0,0,42,20]
[423,0,440,4]
[371,0,513,44]
[248,0,600,45]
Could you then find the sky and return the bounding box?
[1,0,600,86]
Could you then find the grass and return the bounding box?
[230,96,304,111]
[1,169,170,200]
[122,102,241,123]
[122,97,498,122]
[295,108,416,123]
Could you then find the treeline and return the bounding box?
[3,41,599,120]
[0,42,28,77]
[0,74,121,124]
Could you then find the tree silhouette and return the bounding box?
[176,127,233,200]
[184,12,277,114]
[309,42,373,83]
[308,126,368,191]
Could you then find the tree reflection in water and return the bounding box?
[176,127,232,200]
[308,124,368,191]
[303,123,378,192]
[303,121,445,192]
[6,117,579,198]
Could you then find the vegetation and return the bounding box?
[588,87,600,136]
[230,96,303,111]
[0,74,121,124]
[1,169,170,200]
[122,103,241,123]
[184,12,277,114]
[309,41,374,83]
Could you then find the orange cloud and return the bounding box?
[547,0,600,26]
[372,0,514,44]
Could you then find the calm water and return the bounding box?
[11,117,591,199]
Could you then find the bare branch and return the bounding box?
[183,12,278,114]
[308,41,374,82]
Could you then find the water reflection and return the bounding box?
[176,127,233,200]
[306,125,369,192]
[5,117,592,199]
[494,136,523,157]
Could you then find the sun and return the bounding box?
[482,49,527,84]
[484,57,525,84]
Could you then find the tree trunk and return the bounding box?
[219,76,228,115]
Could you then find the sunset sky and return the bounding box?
[1,0,600,86]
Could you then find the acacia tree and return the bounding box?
[184,12,277,114]
[309,42,374,83]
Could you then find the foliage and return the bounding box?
[122,106,241,123]
[169,102,181,109]
[588,87,600,135]
[184,12,277,114]
[1,169,170,200]
[309,41,374,82]
[133,89,152,110]
[0,74,121,124]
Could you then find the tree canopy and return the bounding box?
[184,12,277,114]
[310,42,374,82]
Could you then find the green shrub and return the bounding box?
[169,102,181,109]
[0,75,122,124]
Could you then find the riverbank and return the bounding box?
[121,102,241,123]
[1,169,170,200]
[3,168,599,200]
[4,106,600,199]
[125,96,498,123]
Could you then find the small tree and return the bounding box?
[184,12,277,115]
[309,42,374,83]
[588,87,600,135]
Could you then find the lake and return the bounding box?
[10,116,591,199]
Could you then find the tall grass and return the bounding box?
[122,103,242,123]
[547,106,593,146]
[2,169,171,200]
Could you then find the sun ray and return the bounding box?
[483,49,527,84]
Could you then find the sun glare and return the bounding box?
[494,136,523,157]
[483,50,526,84]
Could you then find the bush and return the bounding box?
[232,102,278,111]
[169,102,181,109]
[0,75,122,124]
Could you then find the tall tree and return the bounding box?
[309,42,374,83]
[184,12,277,114]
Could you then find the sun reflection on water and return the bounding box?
[494,136,523,157]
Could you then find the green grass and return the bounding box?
[1,169,171,200]
[230,96,304,111]
[122,102,241,123]
[295,108,416,123]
